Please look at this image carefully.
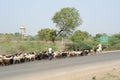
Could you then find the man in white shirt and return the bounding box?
[48,47,54,60]
[48,47,52,54]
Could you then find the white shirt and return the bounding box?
[48,48,52,53]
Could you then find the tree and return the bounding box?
[49,29,56,43]
[52,7,82,36]
[38,28,56,43]
[94,33,107,39]
[67,30,93,50]
[70,30,89,43]
[109,33,120,49]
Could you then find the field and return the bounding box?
[0,40,66,54]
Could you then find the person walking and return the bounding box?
[48,47,54,60]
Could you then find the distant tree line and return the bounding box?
[0,30,120,51]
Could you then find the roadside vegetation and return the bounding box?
[0,31,120,55]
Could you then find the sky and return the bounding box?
[0,0,120,36]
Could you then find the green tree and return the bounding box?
[94,33,107,39]
[66,30,93,50]
[52,7,82,36]
[49,29,56,43]
[109,33,120,49]
[70,30,89,43]
[38,28,56,43]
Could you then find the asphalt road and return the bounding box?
[0,51,120,80]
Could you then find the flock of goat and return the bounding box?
[0,49,97,66]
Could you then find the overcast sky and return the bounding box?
[0,0,120,36]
